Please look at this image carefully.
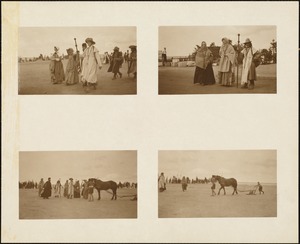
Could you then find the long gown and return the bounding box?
[218,44,235,86]
[41,181,52,198]
[81,45,102,84]
[49,52,65,84]
[241,47,257,85]
[65,54,79,85]
[127,51,137,76]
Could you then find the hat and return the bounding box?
[114,46,120,51]
[48,177,51,180]
[54,46,59,51]
[66,48,74,54]
[244,38,252,44]
[129,45,137,49]
[222,37,229,42]
[69,178,73,180]
[85,37,95,44]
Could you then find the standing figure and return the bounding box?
[108,46,123,80]
[74,180,81,198]
[64,180,69,197]
[68,178,74,199]
[218,38,235,86]
[88,181,94,202]
[65,48,80,86]
[241,38,258,90]
[38,178,44,197]
[49,46,65,84]
[158,172,166,192]
[54,179,62,198]
[211,178,216,196]
[162,47,167,66]
[81,180,89,199]
[193,41,215,85]
[81,37,102,91]
[127,45,137,79]
[41,177,52,199]
[257,182,264,194]
[181,176,188,192]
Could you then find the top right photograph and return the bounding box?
[158,26,277,94]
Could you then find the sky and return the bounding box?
[19,151,137,184]
[158,150,276,184]
[159,26,276,56]
[19,27,136,57]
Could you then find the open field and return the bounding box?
[158,183,276,218]
[159,64,276,94]
[18,60,137,95]
[19,188,137,219]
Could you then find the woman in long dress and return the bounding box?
[65,48,80,86]
[108,46,123,80]
[240,38,258,90]
[81,38,102,91]
[193,41,215,85]
[218,38,235,86]
[158,172,166,192]
[49,46,65,84]
[68,178,74,199]
[54,179,62,198]
[127,45,137,79]
[38,178,44,197]
[64,180,69,197]
[181,176,188,192]
[41,178,52,199]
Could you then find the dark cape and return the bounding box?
[194,63,216,85]
[41,181,52,198]
[107,51,123,74]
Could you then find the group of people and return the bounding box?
[49,37,137,92]
[193,37,258,89]
[38,177,95,202]
[158,173,265,196]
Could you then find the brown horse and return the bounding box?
[212,175,238,195]
[88,178,118,200]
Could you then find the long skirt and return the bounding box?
[194,64,216,85]
[50,61,65,84]
[247,62,257,81]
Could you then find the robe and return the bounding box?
[49,52,65,83]
[158,175,166,189]
[108,51,123,74]
[127,51,137,75]
[218,44,235,85]
[81,45,102,84]
[68,181,74,197]
[241,47,257,85]
[38,180,44,196]
[65,54,80,85]
[41,181,52,198]
[194,48,215,85]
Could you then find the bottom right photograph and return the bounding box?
[158,150,277,218]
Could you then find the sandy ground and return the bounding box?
[19,188,137,219]
[159,64,276,94]
[18,60,137,95]
[158,184,276,218]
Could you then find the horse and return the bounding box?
[212,175,238,195]
[88,178,118,200]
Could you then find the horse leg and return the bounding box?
[223,187,226,195]
[218,187,221,195]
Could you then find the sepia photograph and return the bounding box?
[159,26,277,94]
[158,150,277,218]
[19,151,137,219]
[18,27,137,95]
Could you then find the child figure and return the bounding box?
[211,179,216,196]
[257,182,264,194]
[88,181,94,202]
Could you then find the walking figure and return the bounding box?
[257,182,264,194]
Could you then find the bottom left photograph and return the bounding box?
[19,150,138,219]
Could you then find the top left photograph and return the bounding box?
[18,27,137,95]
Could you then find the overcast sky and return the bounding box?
[159,150,276,183]
[19,27,136,57]
[19,151,137,184]
[159,26,276,56]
